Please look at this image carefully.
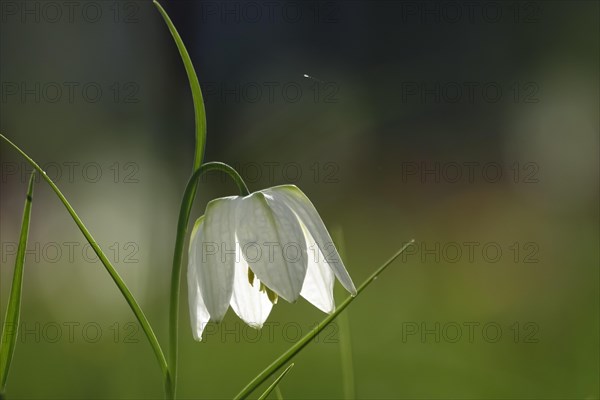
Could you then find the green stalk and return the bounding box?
[0,172,35,396]
[332,228,356,399]
[152,3,208,396]
[168,161,249,399]
[337,290,355,399]
[233,239,415,400]
[0,133,171,395]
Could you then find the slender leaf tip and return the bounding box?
[257,363,295,400]
[0,172,36,394]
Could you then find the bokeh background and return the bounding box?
[1,0,598,399]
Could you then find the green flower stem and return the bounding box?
[0,133,171,395]
[233,239,416,400]
[168,161,249,398]
[151,3,209,396]
[0,172,35,396]
[331,228,356,400]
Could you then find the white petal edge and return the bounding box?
[264,185,357,296]
[298,221,335,313]
[196,196,241,321]
[230,238,273,328]
[188,216,211,341]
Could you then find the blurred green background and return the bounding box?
[1,0,598,399]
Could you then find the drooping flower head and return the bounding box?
[188,185,356,340]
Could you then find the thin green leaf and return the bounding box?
[0,133,170,393]
[257,363,294,400]
[153,0,206,170]
[233,239,416,400]
[152,3,208,395]
[0,172,35,395]
[331,227,356,400]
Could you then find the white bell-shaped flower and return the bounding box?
[187,185,356,340]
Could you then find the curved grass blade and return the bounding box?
[152,3,208,395]
[233,239,416,400]
[257,363,294,400]
[0,133,170,392]
[0,172,35,395]
[153,0,206,170]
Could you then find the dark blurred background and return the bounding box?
[1,1,598,399]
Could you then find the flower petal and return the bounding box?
[298,222,335,313]
[230,241,273,328]
[236,192,307,302]
[187,216,211,340]
[265,185,357,295]
[195,196,241,321]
